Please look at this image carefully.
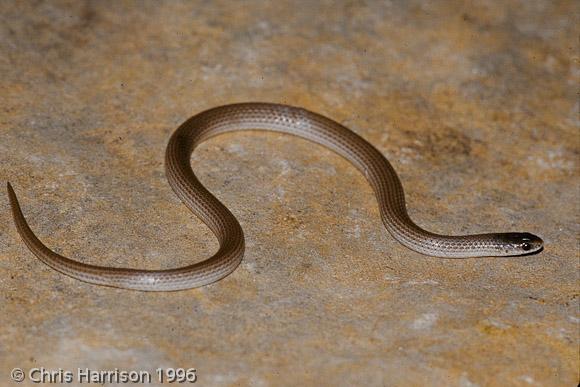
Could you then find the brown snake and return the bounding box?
[7,103,543,291]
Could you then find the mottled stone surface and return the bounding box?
[0,1,577,386]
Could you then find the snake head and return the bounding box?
[499,232,543,255]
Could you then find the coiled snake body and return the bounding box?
[7,103,543,291]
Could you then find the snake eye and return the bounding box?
[522,242,531,251]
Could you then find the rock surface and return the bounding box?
[0,1,577,386]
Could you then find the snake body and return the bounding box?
[7,103,543,291]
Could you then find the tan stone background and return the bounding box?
[0,1,577,386]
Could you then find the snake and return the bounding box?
[7,103,543,291]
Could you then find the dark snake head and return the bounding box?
[497,232,543,255]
